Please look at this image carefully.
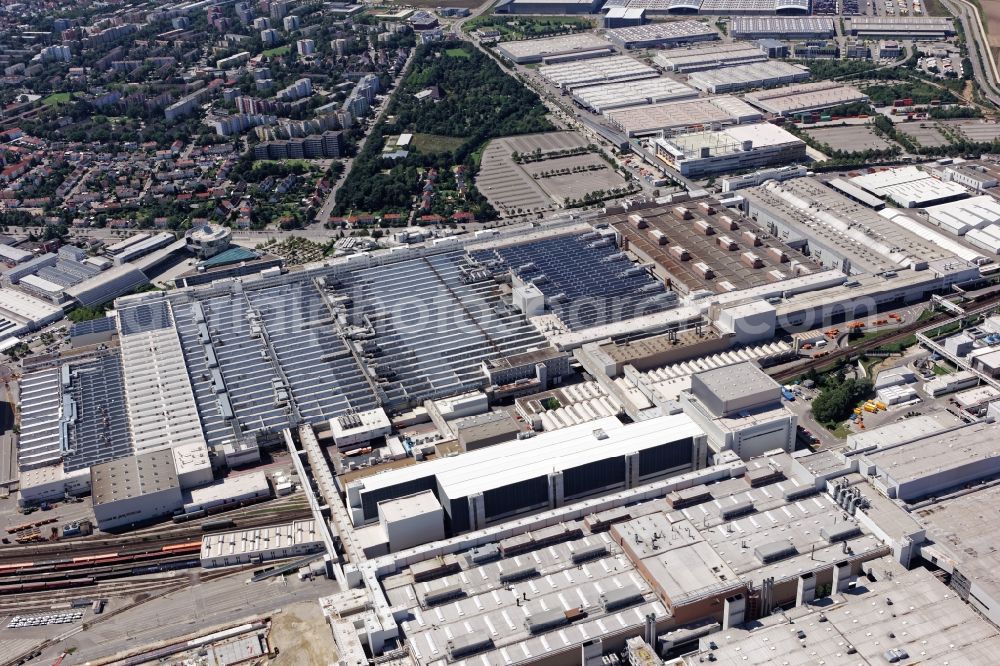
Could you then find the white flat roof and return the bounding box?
[359,414,703,500]
[0,287,62,324]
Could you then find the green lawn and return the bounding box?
[931,363,953,376]
[411,133,467,153]
[445,48,471,58]
[42,92,72,107]
[262,44,291,57]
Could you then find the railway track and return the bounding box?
[769,291,1000,383]
[0,504,311,563]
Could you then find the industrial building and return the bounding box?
[608,199,817,296]
[570,77,698,112]
[686,61,810,94]
[924,195,1000,236]
[679,362,795,459]
[360,445,916,666]
[599,0,810,14]
[742,177,957,274]
[653,42,767,73]
[680,565,1000,665]
[200,519,324,567]
[345,414,708,531]
[605,96,762,137]
[743,81,869,116]
[91,449,185,531]
[847,16,955,40]
[604,20,718,49]
[539,55,659,90]
[497,0,605,13]
[850,166,969,208]
[468,231,678,331]
[496,33,613,64]
[0,288,63,348]
[857,420,1000,501]
[729,16,835,39]
[653,122,806,177]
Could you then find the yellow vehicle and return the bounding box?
[875,401,887,411]
[853,408,863,415]
[863,403,877,413]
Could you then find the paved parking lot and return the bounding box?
[476,131,625,214]
[805,125,897,151]
[896,121,951,147]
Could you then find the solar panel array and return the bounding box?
[245,280,382,422]
[63,354,133,473]
[35,260,99,288]
[69,316,116,339]
[170,294,290,449]
[117,299,173,336]
[331,251,548,406]
[469,234,676,331]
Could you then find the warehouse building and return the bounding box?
[497,0,605,13]
[679,362,795,459]
[653,122,806,177]
[571,77,698,112]
[687,61,810,94]
[857,421,1000,501]
[604,19,718,49]
[600,0,811,13]
[345,414,708,531]
[496,33,613,64]
[605,95,762,137]
[847,16,955,40]
[91,449,185,531]
[65,264,149,308]
[654,41,767,73]
[0,288,63,346]
[603,7,646,28]
[742,177,955,274]
[743,81,869,116]
[850,166,968,208]
[924,195,1000,235]
[539,55,659,90]
[200,519,323,567]
[730,16,835,39]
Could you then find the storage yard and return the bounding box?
[804,125,897,152]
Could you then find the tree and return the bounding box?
[812,378,873,425]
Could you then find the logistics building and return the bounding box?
[743,81,868,116]
[730,16,835,39]
[497,0,605,13]
[850,166,969,208]
[847,16,955,40]
[345,414,708,531]
[653,123,806,177]
[539,55,659,90]
[496,33,614,64]
[653,42,767,73]
[600,0,810,14]
[605,96,762,137]
[604,20,718,49]
[571,77,698,112]
[686,61,810,94]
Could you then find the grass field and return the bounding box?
[42,92,72,107]
[262,44,291,57]
[445,48,471,58]
[412,133,467,153]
